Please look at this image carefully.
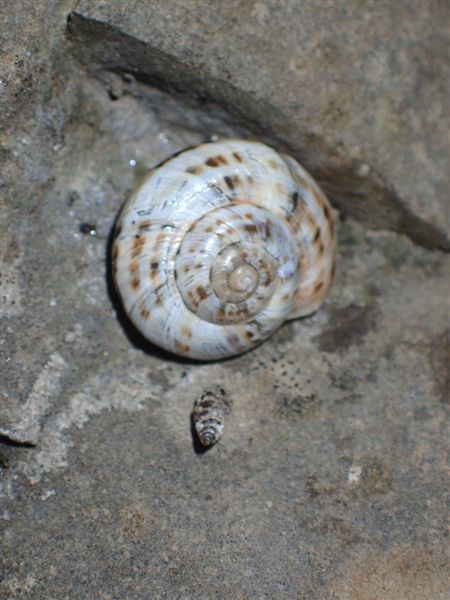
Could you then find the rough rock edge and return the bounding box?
[66,12,450,253]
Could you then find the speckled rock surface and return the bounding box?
[1,1,449,598]
[68,0,450,251]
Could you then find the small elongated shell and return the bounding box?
[193,387,231,446]
[112,139,336,360]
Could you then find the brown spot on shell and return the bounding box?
[205,226,214,233]
[216,219,225,226]
[233,152,243,163]
[224,174,240,190]
[132,236,146,257]
[186,165,203,175]
[197,285,208,301]
[281,294,290,302]
[319,242,325,255]
[150,261,159,280]
[295,173,308,189]
[244,224,258,234]
[175,341,190,354]
[268,159,279,170]
[129,259,139,274]
[299,249,309,269]
[181,326,193,338]
[131,277,140,290]
[314,281,324,293]
[206,155,227,167]
[138,220,151,230]
[183,265,190,273]
[140,308,150,319]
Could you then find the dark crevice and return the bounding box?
[66,12,450,253]
[0,434,35,448]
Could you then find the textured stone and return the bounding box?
[67,0,450,250]
[1,2,449,599]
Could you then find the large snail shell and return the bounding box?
[112,140,336,360]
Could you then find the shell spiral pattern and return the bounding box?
[112,140,336,360]
[193,386,231,447]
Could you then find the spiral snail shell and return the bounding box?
[112,139,336,360]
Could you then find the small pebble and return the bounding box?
[109,78,124,100]
[79,223,97,236]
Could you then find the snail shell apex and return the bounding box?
[112,139,336,360]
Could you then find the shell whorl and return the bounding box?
[193,386,231,447]
[112,139,336,360]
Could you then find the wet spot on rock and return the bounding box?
[350,456,393,498]
[429,328,450,404]
[326,543,449,600]
[305,473,336,497]
[4,239,21,264]
[278,393,321,419]
[271,321,296,344]
[118,502,156,540]
[313,303,378,353]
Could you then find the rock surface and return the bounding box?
[1,1,449,598]
[69,0,450,250]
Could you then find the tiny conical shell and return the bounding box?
[192,387,232,447]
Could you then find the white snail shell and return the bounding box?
[112,139,336,360]
[193,386,231,447]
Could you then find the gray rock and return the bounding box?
[68,1,450,250]
[1,2,449,598]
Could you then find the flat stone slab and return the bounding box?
[1,2,449,598]
[69,1,450,251]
